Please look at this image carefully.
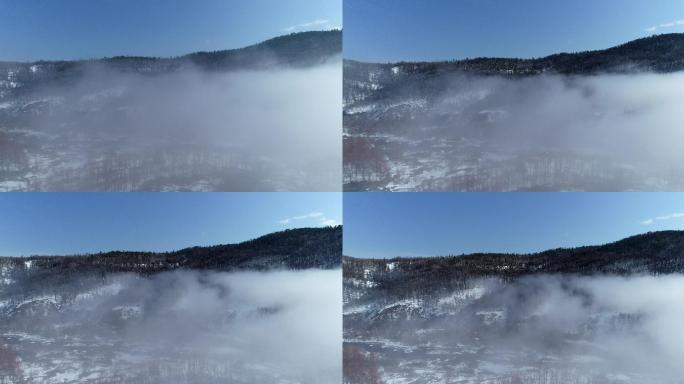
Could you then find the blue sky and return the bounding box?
[345,0,684,62]
[0,0,341,61]
[344,193,684,258]
[0,193,341,256]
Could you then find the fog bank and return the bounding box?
[345,70,684,191]
[1,61,341,191]
[445,274,684,381]
[1,269,342,383]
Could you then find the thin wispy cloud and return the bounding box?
[641,212,684,225]
[644,19,684,33]
[284,19,332,33]
[320,218,337,226]
[279,211,337,227]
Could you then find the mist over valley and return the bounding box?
[343,231,684,383]
[0,30,342,191]
[0,227,342,384]
[344,34,684,192]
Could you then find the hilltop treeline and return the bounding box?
[1,226,342,274]
[0,226,341,316]
[0,30,341,96]
[186,29,341,70]
[347,33,684,77]
[345,231,684,297]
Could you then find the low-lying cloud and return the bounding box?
[3,269,342,383]
[2,60,341,191]
[363,71,684,190]
[447,274,684,380]
[435,72,684,164]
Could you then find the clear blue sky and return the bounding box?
[0,193,341,256]
[0,0,341,62]
[344,193,684,258]
[344,0,684,62]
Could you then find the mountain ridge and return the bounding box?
[1,30,341,66]
[344,230,684,292]
[0,226,343,274]
[1,30,341,97]
[345,33,684,75]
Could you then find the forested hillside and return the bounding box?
[0,226,342,384]
[1,226,342,277]
[344,231,684,383]
[1,30,342,96]
[346,33,684,78]
[345,230,684,297]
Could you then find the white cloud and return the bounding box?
[294,212,324,220]
[284,19,332,33]
[278,211,337,227]
[644,19,684,33]
[641,212,684,225]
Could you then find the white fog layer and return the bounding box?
[344,69,684,191]
[0,61,342,191]
[0,269,342,383]
[344,273,684,383]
